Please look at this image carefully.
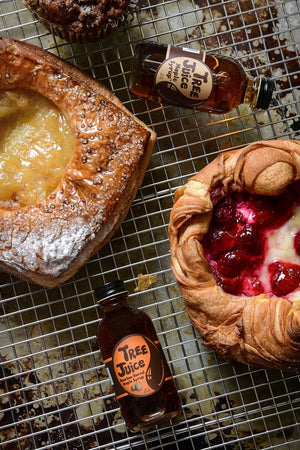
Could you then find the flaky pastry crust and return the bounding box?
[0,37,156,287]
[169,140,300,371]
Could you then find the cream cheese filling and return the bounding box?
[259,205,300,301]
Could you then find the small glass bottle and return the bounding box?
[95,280,182,431]
[129,41,275,114]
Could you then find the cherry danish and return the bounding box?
[169,140,300,371]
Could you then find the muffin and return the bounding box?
[23,0,137,41]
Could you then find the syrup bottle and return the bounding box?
[129,41,275,114]
[95,280,182,431]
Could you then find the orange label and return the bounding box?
[107,334,166,398]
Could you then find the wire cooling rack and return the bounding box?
[0,0,299,449]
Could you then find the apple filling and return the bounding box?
[0,89,74,208]
[202,182,300,300]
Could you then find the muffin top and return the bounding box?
[24,0,133,34]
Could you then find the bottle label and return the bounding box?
[105,334,170,399]
[155,45,213,107]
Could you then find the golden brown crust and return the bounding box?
[0,36,156,287]
[169,140,300,371]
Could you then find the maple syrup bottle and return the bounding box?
[129,41,275,113]
[95,280,182,431]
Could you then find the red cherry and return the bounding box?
[212,196,236,229]
[208,230,236,257]
[269,261,300,296]
[242,277,264,296]
[218,250,248,277]
[237,223,264,255]
[246,189,296,230]
[248,195,277,226]
[211,267,241,295]
[294,231,300,256]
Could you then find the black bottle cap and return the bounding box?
[94,280,127,303]
[255,77,275,110]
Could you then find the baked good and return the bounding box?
[0,36,156,287]
[23,0,137,41]
[169,140,300,371]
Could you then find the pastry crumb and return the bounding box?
[134,274,157,292]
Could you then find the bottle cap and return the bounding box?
[255,76,275,110]
[94,280,127,303]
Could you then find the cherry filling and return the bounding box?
[202,182,300,297]
[294,230,300,256]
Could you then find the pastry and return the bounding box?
[23,0,137,41]
[0,36,156,287]
[169,140,300,371]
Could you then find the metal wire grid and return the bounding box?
[0,0,299,449]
